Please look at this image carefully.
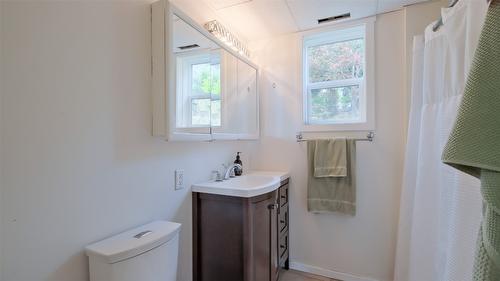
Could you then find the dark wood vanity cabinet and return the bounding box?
[193,179,290,281]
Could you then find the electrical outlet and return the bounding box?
[175,170,184,190]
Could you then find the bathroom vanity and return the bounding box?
[192,172,290,281]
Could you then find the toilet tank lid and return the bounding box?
[85,220,181,264]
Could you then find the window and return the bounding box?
[176,52,221,129]
[189,62,221,126]
[302,20,375,131]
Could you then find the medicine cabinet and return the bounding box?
[152,0,259,141]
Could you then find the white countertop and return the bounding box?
[192,171,290,198]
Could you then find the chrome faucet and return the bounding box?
[223,163,242,180]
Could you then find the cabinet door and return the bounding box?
[251,191,278,281]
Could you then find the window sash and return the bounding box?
[306,79,364,125]
[185,64,220,126]
[189,94,220,101]
[307,78,363,91]
[303,25,367,126]
[188,61,220,127]
[189,95,221,127]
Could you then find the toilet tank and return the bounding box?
[85,221,181,281]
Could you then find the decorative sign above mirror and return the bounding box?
[152,0,259,141]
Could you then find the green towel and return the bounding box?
[314,138,347,178]
[442,1,500,280]
[307,139,356,215]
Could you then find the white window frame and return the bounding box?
[301,17,375,132]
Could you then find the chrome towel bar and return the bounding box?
[296,131,375,142]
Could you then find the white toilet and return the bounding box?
[85,220,181,281]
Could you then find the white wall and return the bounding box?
[0,2,255,281]
[250,11,406,281]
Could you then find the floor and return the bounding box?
[280,269,341,281]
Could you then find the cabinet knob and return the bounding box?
[268,203,278,210]
[281,195,286,199]
[280,245,285,249]
[280,220,285,223]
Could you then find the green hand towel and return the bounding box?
[308,139,356,215]
[442,1,500,280]
[314,138,347,178]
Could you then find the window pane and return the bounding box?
[211,100,221,126]
[210,64,221,96]
[191,99,221,126]
[308,38,364,83]
[191,63,211,95]
[309,85,360,123]
[191,63,221,96]
[191,98,211,125]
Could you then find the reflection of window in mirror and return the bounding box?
[175,51,221,129]
[153,9,258,140]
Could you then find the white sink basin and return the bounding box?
[192,171,289,198]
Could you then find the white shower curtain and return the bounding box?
[395,1,488,280]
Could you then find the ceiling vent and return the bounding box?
[317,13,351,24]
[178,44,200,50]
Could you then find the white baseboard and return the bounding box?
[289,261,380,281]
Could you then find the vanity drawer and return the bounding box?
[279,206,288,233]
[279,184,289,207]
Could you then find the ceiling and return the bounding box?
[173,0,432,43]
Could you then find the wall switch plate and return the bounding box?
[175,170,184,190]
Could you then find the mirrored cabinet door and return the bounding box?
[212,52,258,139]
[172,14,219,135]
[236,59,258,137]
[152,0,259,141]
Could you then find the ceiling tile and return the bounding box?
[173,0,432,44]
[377,0,404,13]
[171,0,219,26]
[285,0,378,31]
[206,0,253,10]
[377,0,430,14]
[211,0,298,42]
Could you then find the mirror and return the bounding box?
[167,11,259,140]
[211,52,258,137]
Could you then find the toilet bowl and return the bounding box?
[85,220,181,281]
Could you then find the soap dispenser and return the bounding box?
[234,152,243,176]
